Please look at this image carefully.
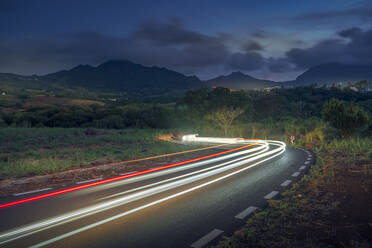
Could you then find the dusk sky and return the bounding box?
[1,0,372,81]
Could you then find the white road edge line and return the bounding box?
[76,178,103,185]
[23,145,285,248]
[292,172,301,177]
[299,166,306,170]
[235,206,257,220]
[190,229,224,248]
[264,191,279,199]
[280,180,292,187]
[13,188,52,197]
[1,140,284,247]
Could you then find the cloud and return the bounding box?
[132,17,209,46]
[338,27,363,38]
[0,32,129,74]
[0,18,232,75]
[266,57,296,73]
[1,15,371,81]
[127,17,230,68]
[251,30,269,39]
[227,52,264,71]
[298,6,372,21]
[295,0,372,24]
[285,27,372,69]
[241,40,264,51]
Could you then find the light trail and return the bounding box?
[0,143,255,209]
[0,138,285,246]
[30,140,285,248]
[98,143,269,201]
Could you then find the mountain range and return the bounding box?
[205,71,277,90]
[0,60,371,95]
[285,63,372,86]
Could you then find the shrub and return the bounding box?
[322,99,369,138]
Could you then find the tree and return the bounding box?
[207,107,244,136]
[322,98,369,138]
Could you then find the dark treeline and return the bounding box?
[0,104,172,129]
[1,86,371,138]
[176,85,372,122]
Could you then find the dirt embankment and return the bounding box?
[214,149,372,248]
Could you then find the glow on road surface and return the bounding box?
[0,137,286,247]
[0,143,255,209]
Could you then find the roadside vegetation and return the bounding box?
[213,137,372,247]
[0,84,371,179]
[1,81,371,246]
[0,128,200,179]
[207,87,372,247]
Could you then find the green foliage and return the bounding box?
[0,128,201,178]
[206,107,244,136]
[322,98,369,138]
[1,103,172,129]
[320,137,372,154]
[1,86,371,140]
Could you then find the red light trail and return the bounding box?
[0,144,254,209]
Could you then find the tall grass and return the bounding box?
[0,128,201,179]
[320,137,372,153]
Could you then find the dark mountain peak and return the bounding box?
[226,71,257,80]
[229,71,245,77]
[42,59,202,92]
[97,60,140,69]
[288,63,372,86]
[205,71,276,90]
[71,64,94,72]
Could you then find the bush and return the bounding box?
[322,99,369,138]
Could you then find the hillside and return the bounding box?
[42,60,203,93]
[2,61,372,98]
[205,71,277,90]
[285,63,372,86]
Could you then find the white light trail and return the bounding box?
[0,138,285,247]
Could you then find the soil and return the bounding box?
[215,149,372,248]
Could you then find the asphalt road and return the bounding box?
[0,140,314,248]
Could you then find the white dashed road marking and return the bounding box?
[190,229,224,248]
[299,166,306,170]
[76,178,103,185]
[13,188,52,196]
[280,180,292,187]
[235,206,258,220]
[292,172,301,177]
[264,191,279,199]
[304,161,310,165]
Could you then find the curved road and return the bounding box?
[0,138,314,248]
